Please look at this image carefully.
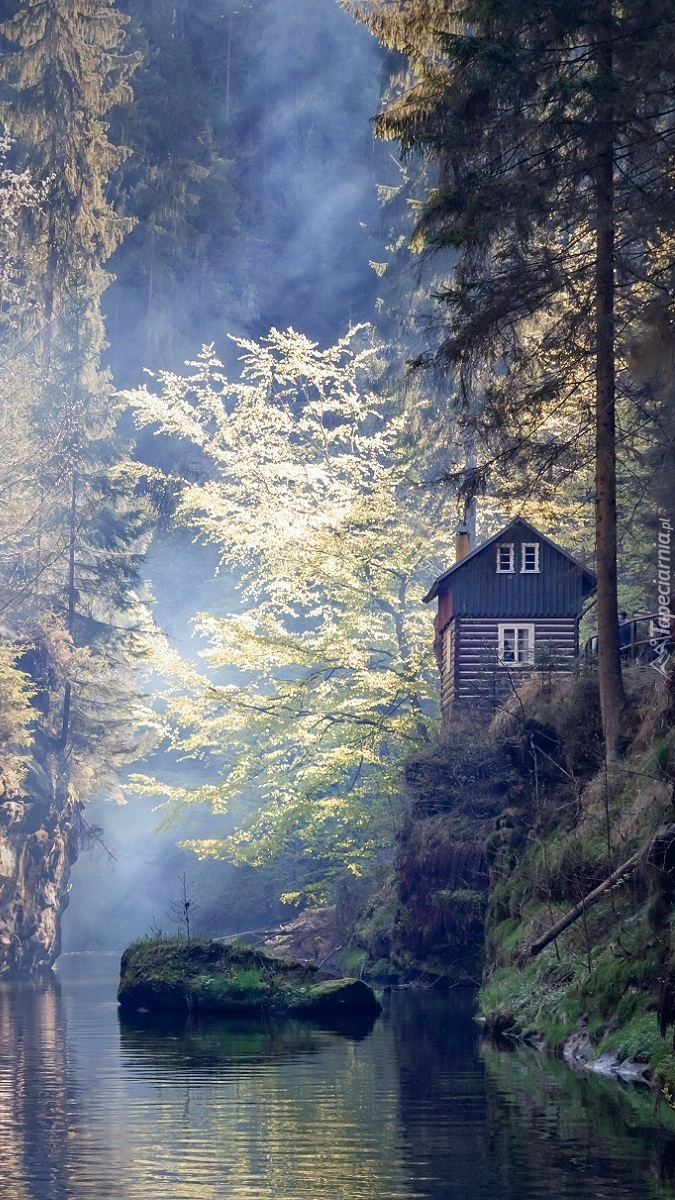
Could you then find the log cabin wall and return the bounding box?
[440,620,457,717]
[437,587,454,630]
[450,616,578,715]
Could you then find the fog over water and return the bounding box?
[62,0,387,952]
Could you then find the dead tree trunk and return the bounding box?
[529,852,638,958]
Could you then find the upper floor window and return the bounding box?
[521,543,540,573]
[496,543,515,573]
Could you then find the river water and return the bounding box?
[1,953,674,1200]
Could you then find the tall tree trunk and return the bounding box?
[44,206,57,334]
[595,0,625,764]
[60,471,77,748]
[43,128,59,347]
[394,578,430,742]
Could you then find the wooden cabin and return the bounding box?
[423,517,596,724]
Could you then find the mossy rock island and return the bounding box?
[118,939,382,1019]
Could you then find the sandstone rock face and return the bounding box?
[0,733,80,975]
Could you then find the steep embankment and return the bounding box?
[478,668,675,1086]
[347,722,517,984]
[357,665,675,1086]
[0,731,80,974]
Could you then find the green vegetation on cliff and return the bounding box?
[477,667,675,1083]
[345,728,513,984]
[359,664,675,1088]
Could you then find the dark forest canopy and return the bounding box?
[105,0,387,383]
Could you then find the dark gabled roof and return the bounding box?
[422,516,596,604]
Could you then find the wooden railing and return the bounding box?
[583,613,671,664]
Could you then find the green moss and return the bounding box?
[600,1013,666,1064]
[360,904,391,933]
[577,933,666,1021]
[118,938,382,1019]
[490,918,525,954]
[480,959,541,1026]
[194,968,272,1009]
[337,947,366,975]
[477,678,675,1080]
[435,887,486,909]
[367,957,395,981]
[538,1019,579,1051]
[480,897,674,1086]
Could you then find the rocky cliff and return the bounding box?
[351,664,675,1091]
[345,720,514,984]
[0,731,80,974]
[477,667,675,1088]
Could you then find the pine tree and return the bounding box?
[105,0,252,382]
[345,0,675,761]
[0,0,151,783]
[0,0,138,330]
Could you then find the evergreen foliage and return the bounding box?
[0,0,155,805]
[344,0,675,759]
[106,0,249,381]
[0,0,139,326]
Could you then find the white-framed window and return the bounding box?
[496,543,515,573]
[498,623,535,665]
[521,542,540,573]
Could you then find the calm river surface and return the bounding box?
[1,953,675,1200]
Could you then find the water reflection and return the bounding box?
[1,957,675,1200]
[481,1039,675,1198]
[0,974,68,1200]
[389,990,494,1199]
[115,995,410,1200]
[118,1005,378,1079]
[0,967,121,1200]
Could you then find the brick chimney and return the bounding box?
[455,521,471,563]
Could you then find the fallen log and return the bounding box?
[529,853,640,958]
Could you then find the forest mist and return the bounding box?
[5,0,669,974]
[62,0,388,952]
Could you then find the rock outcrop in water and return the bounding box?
[118,938,382,1018]
[0,732,80,975]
